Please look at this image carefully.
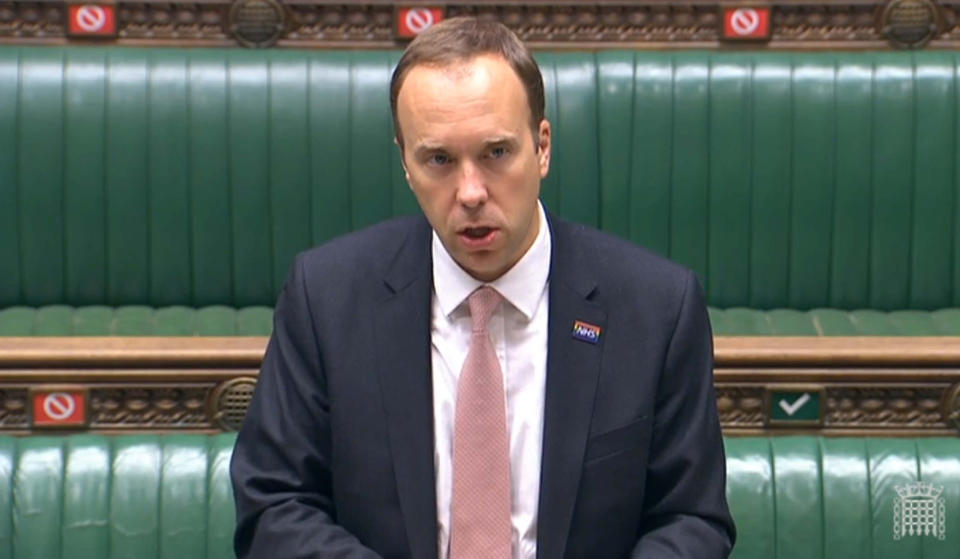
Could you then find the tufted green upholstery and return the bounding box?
[0,434,955,558]
[1,47,959,333]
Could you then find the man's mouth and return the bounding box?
[458,226,498,248]
[462,227,493,239]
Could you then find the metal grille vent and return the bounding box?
[213,378,257,431]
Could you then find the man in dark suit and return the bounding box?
[231,16,734,559]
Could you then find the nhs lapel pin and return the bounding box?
[571,320,602,344]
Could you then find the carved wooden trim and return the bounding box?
[717,379,960,435]
[1,336,959,434]
[0,389,28,429]
[90,384,214,429]
[3,1,960,49]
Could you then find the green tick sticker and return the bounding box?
[769,390,821,423]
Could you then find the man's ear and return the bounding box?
[537,119,552,178]
[394,136,411,182]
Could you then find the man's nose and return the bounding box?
[455,163,488,208]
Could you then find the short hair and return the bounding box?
[389,16,545,148]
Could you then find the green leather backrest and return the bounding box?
[0,434,236,559]
[2,48,959,310]
[0,435,956,558]
[0,434,956,558]
[727,437,960,559]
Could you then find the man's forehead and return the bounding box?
[403,54,509,85]
[401,57,527,113]
[420,59,481,81]
[394,52,537,152]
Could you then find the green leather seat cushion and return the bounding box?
[709,307,960,336]
[0,306,274,336]
[0,434,956,558]
[2,306,959,335]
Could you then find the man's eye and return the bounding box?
[489,146,508,159]
[428,153,449,166]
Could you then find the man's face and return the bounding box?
[395,54,551,282]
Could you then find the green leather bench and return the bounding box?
[1,47,960,335]
[0,434,956,558]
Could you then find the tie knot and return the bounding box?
[468,286,502,333]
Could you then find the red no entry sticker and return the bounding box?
[722,7,771,40]
[67,4,117,37]
[397,7,445,39]
[32,390,87,427]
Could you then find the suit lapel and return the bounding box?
[373,218,438,559]
[537,218,606,559]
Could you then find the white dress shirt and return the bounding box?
[431,202,551,559]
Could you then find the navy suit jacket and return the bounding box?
[231,213,735,558]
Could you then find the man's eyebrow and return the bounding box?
[412,142,446,156]
[411,135,519,156]
[483,136,517,146]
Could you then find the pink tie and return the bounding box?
[450,286,512,559]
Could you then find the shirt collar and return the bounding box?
[432,201,551,321]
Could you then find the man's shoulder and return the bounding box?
[295,215,430,274]
[551,216,691,286]
[550,216,701,327]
